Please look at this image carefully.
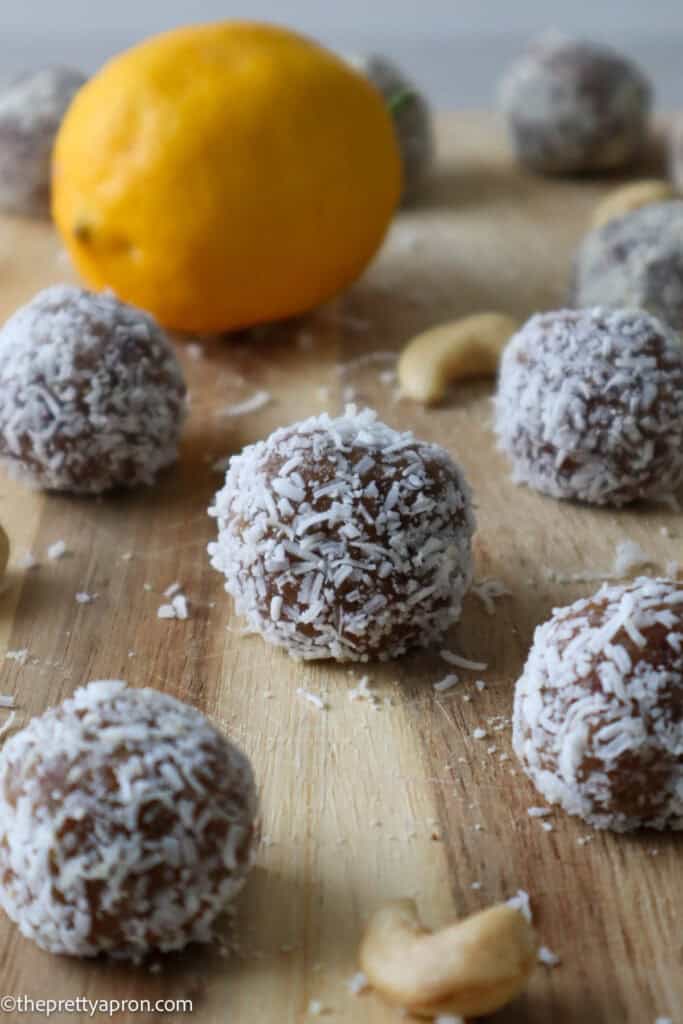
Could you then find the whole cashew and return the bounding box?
[359,899,538,1019]
[591,179,676,230]
[398,313,519,405]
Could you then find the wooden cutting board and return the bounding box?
[0,112,680,1024]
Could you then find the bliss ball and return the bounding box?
[494,308,683,507]
[0,285,187,494]
[570,201,683,333]
[513,578,683,832]
[0,67,85,216]
[209,406,475,662]
[500,36,652,174]
[0,680,258,958]
[350,55,434,205]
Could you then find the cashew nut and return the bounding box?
[398,313,519,404]
[359,899,538,1019]
[591,179,677,230]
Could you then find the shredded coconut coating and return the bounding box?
[513,578,683,832]
[208,406,474,662]
[0,680,258,958]
[494,308,683,507]
[500,35,651,174]
[0,286,187,494]
[0,67,86,216]
[570,201,683,334]
[348,54,434,205]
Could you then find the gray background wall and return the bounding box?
[2,1,682,107]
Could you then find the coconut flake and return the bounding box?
[440,650,487,671]
[471,577,512,615]
[348,676,377,703]
[433,673,460,692]
[296,688,327,711]
[613,539,654,576]
[538,945,561,967]
[47,540,67,560]
[5,649,28,664]
[0,710,17,738]
[346,971,369,995]
[506,889,533,923]
[219,391,271,418]
[307,1000,327,1016]
[156,593,189,620]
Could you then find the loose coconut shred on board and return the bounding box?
[208,406,474,661]
[0,681,258,958]
[514,577,683,831]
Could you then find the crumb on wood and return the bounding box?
[433,673,459,692]
[440,649,487,671]
[219,390,272,418]
[470,577,512,615]
[0,710,17,739]
[538,945,561,967]
[506,889,532,923]
[5,649,29,664]
[346,972,369,995]
[47,540,68,560]
[296,687,328,711]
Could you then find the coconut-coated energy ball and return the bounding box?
[0,285,186,494]
[350,54,434,205]
[494,308,683,507]
[209,406,475,662]
[513,578,683,832]
[500,36,652,174]
[0,680,258,958]
[570,201,683,333]
[0,66,85,216]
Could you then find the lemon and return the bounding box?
[52,21,402,333]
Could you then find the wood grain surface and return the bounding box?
[0,113,680,1024]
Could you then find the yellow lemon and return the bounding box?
[52,21,402,333]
